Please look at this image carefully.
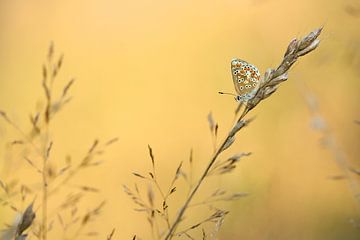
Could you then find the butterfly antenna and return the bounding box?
[218,91,236,97]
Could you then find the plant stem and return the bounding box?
[42,153,48,240]
[42,130,50,240]
[164,107,249,240]
[42,62,52,240]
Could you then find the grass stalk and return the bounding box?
[164,107,249,239]
[164,27,322,239]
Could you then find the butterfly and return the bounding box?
[219,59,261,102]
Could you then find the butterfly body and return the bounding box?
[231,59,260,102]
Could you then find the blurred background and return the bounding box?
[0,0,360,239]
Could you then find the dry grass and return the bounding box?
[0,27,324,240]
[125,27,323,239]
[300,82,360,229]
[0,43,117,240]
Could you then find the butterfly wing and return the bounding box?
[231,59,260,101]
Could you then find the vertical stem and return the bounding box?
[42,128,50,240]
[42,153,48,240]
[41,52,53,240]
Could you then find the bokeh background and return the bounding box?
[1,0,360,239]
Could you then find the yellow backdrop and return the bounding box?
[0,0,359,239]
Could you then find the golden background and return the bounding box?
[0,0,359,239]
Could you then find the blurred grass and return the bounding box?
[1,0,360,239]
